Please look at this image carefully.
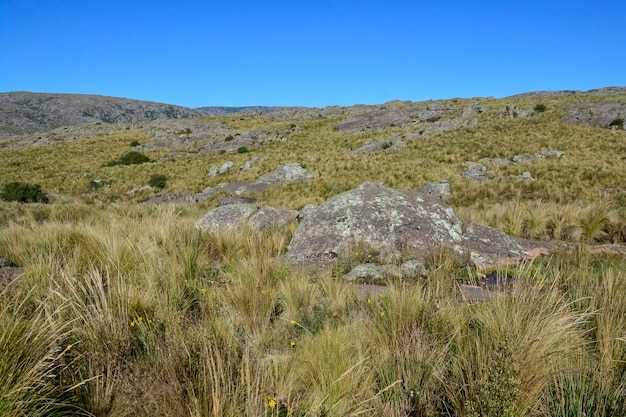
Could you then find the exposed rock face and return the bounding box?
[208,161,234,177]
[353,138,407,155]
[195,204,297,232]
[462,163,494,181]
[563,102,626,129]
[419,181,452,202]
[283,183,538,270]
[498,106,535,118]
[284,183,465,266]
[145,162,316,204]
[257,163,316,184]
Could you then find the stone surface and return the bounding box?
[462,163,494,181]
[284,183,465,267]
[283,183,548,271]
[498,106,535,118]
[195,204,297,232]
[353,138,407,155]
[419,181,452,202]
[257,162,315,184]
[563,101,626,129]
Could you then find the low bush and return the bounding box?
[533,104,547,113]
[130,140,141,147]
[148,174,167,189]
[237,146,249,154]
[105,151,151,167]
[0,182,49,203]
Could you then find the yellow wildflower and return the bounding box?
[290,319,296,325]
[380,311,385,317]
[65,344,73,351]
[130,321,135,327]
[267,396,277,408]
[290,340,296,347]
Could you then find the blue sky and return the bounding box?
[1,1,624,108]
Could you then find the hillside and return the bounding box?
[0,91,205,138]
[1,87,626,416]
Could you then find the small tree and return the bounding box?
[0,182,49,203]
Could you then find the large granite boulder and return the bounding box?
[284,183,464,266]
[283,183,537,270]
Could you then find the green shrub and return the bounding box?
[0,182,49,203]
[533,104,547,113]
[106,151,151,167]
[237,146,250,154]
[224,135,234,142]
[148,174,167,189]
[130,140,141,147]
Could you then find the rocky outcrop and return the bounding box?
[418,181,452,202]
[353,138,407,155]
[498,106,535,118]
[145,162,316,204]
[195,204,297,232]
[563,102,626,129]
[283,183,538,270]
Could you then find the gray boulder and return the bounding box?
[208,161,234,177]
[283,183,538,271]
[462,163,494,181]
[284,183,464,266]
[498,106,535,118]
[195,204,297,232]
[563,102,626,129]
[258,162,315,184]
[353,138,407,155]
[419,181,451,202]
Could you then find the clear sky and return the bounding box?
[1,0,624,108]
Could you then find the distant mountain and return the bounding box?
[505,86,626,98]
[195,106,282,115]
[0,92,205,138]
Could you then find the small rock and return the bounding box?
[539,150,565,158]
[419,181,452,202]
[240,157,261,170]
[258,162,315,184]
[217,197,258,206]
[518,171,535,181]
[126,185,151,195]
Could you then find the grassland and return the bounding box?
[0,92,625,416]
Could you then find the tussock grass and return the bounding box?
[1,92,626,415]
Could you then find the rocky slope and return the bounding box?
[0,91,204,138]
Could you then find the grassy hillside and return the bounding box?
[1,91,626,416]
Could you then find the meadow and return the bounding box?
[1,92,626,416]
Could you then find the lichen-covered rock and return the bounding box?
[462,163,494,181]
[419,181,451,202]
[563,102,626,129]
[498,106,535,118]
[284,183,464,267]
[462,222,527,267]
[195,204,297,232]
[195,204,258,232]
[258,162,315,184]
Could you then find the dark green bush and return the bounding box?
[237,146,250,154]
[130,140,141,147]
[534,104,547,113]
[0,182,49,203]
[148,174,168,189]
[106,151,151,167]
